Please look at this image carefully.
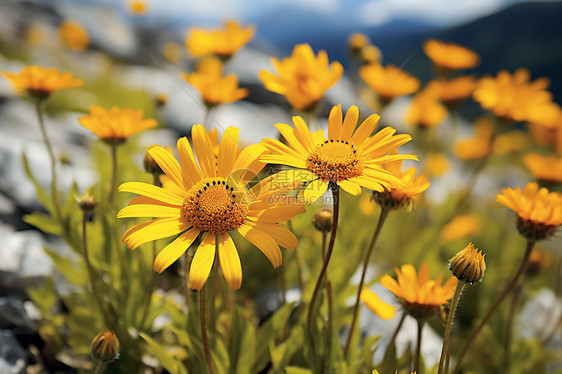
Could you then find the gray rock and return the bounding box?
[0,297,36,335]
[0,330,26,374]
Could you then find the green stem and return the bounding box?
[108,143,118,204]
[414,320,424,374]
[200,285,216,374]
[34,99,62,221]
[452,240,535,374]
[385,312,406,357]
[307,184,340,357]
[438,282,465,374]
[210,236,219,336]
[82,211,110,327]
[326,279,333,354]
[184,251,193,311]
[94,361,108,374]
[288,219,305,299]
[344,207,389,358]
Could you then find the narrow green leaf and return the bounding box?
[139,332,188,374]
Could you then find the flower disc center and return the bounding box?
[306,139,363,182]
[183,177,247,234]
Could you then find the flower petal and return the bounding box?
[118,204,180,218]
[303,179,328,203]
[339,180,362,196]
[148,146,184,189]
[360,289,396,320]
[237,224,282,267]
[119,182,184,205]
[218,127,240,178]
[192,124,217,177]
[245,222,298,250]
[177,137,202,187]
[153,228,201,273]
[122,217,190,250]
[189,233,216,290]
[218,233,242,291]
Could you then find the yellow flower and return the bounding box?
[128,0,147,14]
[182,57,248,108]
[454,117,494,161]
[24,24,46,46]
[2,66,83,100]
[425,76,475,106]
[360,63,420,102]
[360,288,396,320]
[186,21,255,59]
[423,39,479,71]
[118,125,305,290]
[78,106,157,144]
[425,152,449,177]
[496,182,562,240]
[449,243,486,284]
[58,20,89,51]
[493,130,528,155]
[473,68,552,123]
[381,263,457,319]
[440,214,481,242]
[348,33,370,54]
[360,44,382,65]
[526,249,553,275]
[374,152,430,209]
[259,43,343,111]
[523,153,562,184]
[260,105,417,202]
[406,91,448,128]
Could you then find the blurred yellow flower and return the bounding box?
[2,66,83,100]
[24,24,46,46]
[260,104,416,202]
[182,57,248,108]
[360,289,396,320]
[440,214,481,242]
[527,249,553,275]
[523,153,562,184]
[119,125,304,290]
[128,0,147,14]
[526,102,562,155]
[359,193,375,215]
[381,263,457,318]
[58,20,89,51]
[360,44,382,65]
[78,106,157,143]
[496,182,562,240]
[374,152,430,209]
[454,117,494,161]
[406,91,448,128]
[473,68,552,122]
[493,130,528,155]
[360,63,420,102]
[426,76,475,106]
[186,21,255,59]
[425,152,449,177]
[348,33,370,54]
[423,39,479,71]
[259,43,343,111]
[449,243,486,284]
[161,42,183,63]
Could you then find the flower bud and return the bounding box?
[76,191,97,213]
[143,145,163,175]
[348,33,369,55]
[91,330,119,363]
[312,208,333,232]
[449,243,486,284]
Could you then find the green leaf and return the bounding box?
[22,151,52,212]
[285,367,314,374]
[228,309,256,374]
[24,212,61,236]
[44,248,87,286]
[27,277,58,316]
[253,303,294,372]
[139,332,188,374]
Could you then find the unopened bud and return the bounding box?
[76,191,97,213]
[312,208,333,232]
[91,330,119,363]
[449,243,486,284]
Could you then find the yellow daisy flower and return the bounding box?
[360,288,396,320]
[128,0,147,15]
[259,43,343,111]
[473,68,552,123]
[260,104,417,202]
[440,214,482,242]
[374,151,430,209]
[2,66,83,100]
[79,106,157,144]
[523,153,562,184]
[496,182,562,240]
[454,117,494,161]
[425,76,475,107]
[185,21,255,59]
[423,39,479,71]
[406,91,448,128]
[348,33,370,54]
[58,20,90,51]
[182,57,248,108]
[360,63,420,103]
[118,125,305,290]
[381,263,457,319]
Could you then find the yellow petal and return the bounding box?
[218,233,242,290]
[122,217,189,250]
[360,289,396,320]
[303,179,329,203]
[341,105,359,140]
[147,146,185,189]
[218,127,239,178]
[177,137,202,187]
[189,233,216,290]
[237,224,282,267]
[119,182,184,205]
[327,104,343,139]
[153,228,201,273]
[339,180,362,196]
[245,222,298,250]
[117,204,180,218]
[192,124,217,177]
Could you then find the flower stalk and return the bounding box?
[437,282,465,374]
[200,285,216,374]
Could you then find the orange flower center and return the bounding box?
[306,139,364,182]
[183,177,247,234]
